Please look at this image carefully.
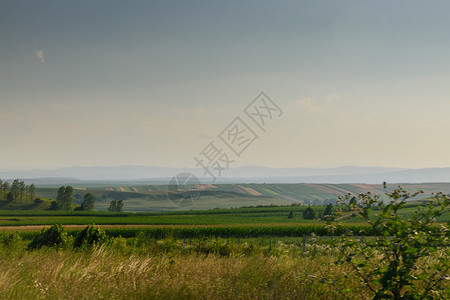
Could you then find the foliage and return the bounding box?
[6,192,13,202]
[80,193,95,211]
[57,186,74,211]
[34,198,44,205]
[108,200,123,212]
[27,224,68,250]
[73,225,108,249]
[332,183,450,299]
[303,206,316,220]
[194,237,234,256]
[49,200,59,210]
[323,203,333,217]
[0,232,22,247]
[288,210,294,219]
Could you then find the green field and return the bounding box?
[30,182,450,212]
[0,203,447,231]
[0,185,449,299]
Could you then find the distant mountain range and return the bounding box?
[2,165,450,185]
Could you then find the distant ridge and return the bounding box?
[1,165,450,184]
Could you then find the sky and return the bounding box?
[2,0,450,170]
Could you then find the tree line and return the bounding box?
[0,179,36,204]
[51,185,97,211]
[0,179,123,212]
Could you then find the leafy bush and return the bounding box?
[34,198,44,205]
[27,224,68,250]
[73,225,108,249]
[0,232,22,247]
[332,183,450,299]
[195,237,233,256]
[303,206,315,220]
[49,200,59,210]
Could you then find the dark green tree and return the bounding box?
[34,198,44,206]
[302,206,315,220]
[56,186,74,211]
[49,200,59,210]
[64,186,73,210]
[56,186,65,210]
[2,182,10,201]
[81,193,95,211]
[108,200,117,212]
[117,200,123,212]
[108,200,123,212]
[10,180,20,202]
[288,210,294,219]
[6,192,13,202]
[18,181,25,203]
[323,203,333,216]
[28,184,36,204]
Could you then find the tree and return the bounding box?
[49,200,59,210]
[302,206,315,220]
[288,210,294,219]
[10,180,20,202]
[64,186,73,210]
[323,203,333,217]
[56,186,65,210]
[117,200,123,212]
[108,200,123,212]
[28,184,36,204]
[18,181,25,203]
[81,193,95,211]
[6,192,13,202]
[108,200,117,212]
[2,182,10,201]
[34,198,44,206]
[56,186,74,211]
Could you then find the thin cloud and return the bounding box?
[325,93,341,102]
[295,97,324,112]
[36,49,45,63]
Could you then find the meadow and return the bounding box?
[0,229,448,300]
[0,185,448,299]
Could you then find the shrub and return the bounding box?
[331,183,450,299]
[34,198,44,206]
[27,224,68,250]
[0,232,22,247]
[49,200,59,210]
[303,206,315,220]
[73,225,108,249]
[195,237,233,256]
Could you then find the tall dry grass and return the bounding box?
[0,237,447,299]
[0,240,372,299]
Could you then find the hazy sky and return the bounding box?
[2,0,450,170]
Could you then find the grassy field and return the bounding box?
[0,231,448,300]
[0,184,448,299]
[0,204,447,227]
[30,182,450,212]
